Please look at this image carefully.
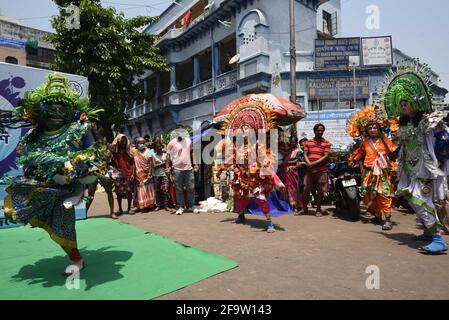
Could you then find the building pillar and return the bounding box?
[193,55,200,85]
[170,63,177,91]
[155,72,161,99]
[213,43,221,77]
[143,77,148,104]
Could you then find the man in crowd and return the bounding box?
[299,124,331,217]
[166,128,198,215]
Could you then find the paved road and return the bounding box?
[88,192,449,300]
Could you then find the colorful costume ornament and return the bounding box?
[347,105,396,229]
[378,58,449,253]
[1,73,106,272]
[214,95,305,233]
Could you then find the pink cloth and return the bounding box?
[167,137,193,171]
[368,139,388,176]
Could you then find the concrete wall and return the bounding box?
[0,47,26,65]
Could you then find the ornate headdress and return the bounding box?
[13,73,102,125]
[347,105,398,138]
[377,58,444,118]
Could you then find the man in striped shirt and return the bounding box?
[300,123,332,217]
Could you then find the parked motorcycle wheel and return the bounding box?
[345,197,361,221]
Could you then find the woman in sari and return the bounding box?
[282,136,300,211]
[108,134,135,215]
[133,137,156,211]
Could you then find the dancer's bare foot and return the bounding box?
[61,259,84,276]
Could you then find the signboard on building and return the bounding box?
[314,37,361,70]
[297,110,357,150]
[0,36,25,50]
[361,36,393,67]
[308,76,370,100]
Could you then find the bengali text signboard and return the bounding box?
[314,37,361,70]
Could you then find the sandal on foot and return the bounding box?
[382,221,393,231]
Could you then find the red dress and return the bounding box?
[112,151,134,196]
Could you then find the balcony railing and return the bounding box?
[126,101,153,120]
[156,10,211,45]
[127,70,237,120]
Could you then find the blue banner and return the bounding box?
[0,36,25,50]
[303,110,357,122]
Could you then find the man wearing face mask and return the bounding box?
[166,128,199,215]
[133,137,155,211]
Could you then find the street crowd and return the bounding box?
[86,122,418,230]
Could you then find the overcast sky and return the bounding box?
[1,0,448,96]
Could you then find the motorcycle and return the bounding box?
[330,159,362,221]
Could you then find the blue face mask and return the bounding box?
[137,144,146,151]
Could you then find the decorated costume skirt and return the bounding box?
[3,179,82,253]
[360,168,393,215]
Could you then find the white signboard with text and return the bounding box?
[297,110,357,151]
[361,36,393,67]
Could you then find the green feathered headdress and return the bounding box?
[378,58,440,118]
[13,73,102,124]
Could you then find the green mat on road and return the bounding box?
[0,218,238,300]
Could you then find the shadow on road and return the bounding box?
[220,217,286,232]
[11,246,133,291]
[371,231,426,250]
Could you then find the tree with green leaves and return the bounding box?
[46,0,169,141]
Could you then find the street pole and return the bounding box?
[289,0,296,104]
[353,66,356,109]
[211,28,216,116]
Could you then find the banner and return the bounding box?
[0,63,89,228]
[0,36,25,50]
[297,110,357,151]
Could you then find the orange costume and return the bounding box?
[351,137,394,216]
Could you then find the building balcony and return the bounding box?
[127,70,237,120]
[167,70,237,105]
[156,10,210,45]
[126,101,154,120]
